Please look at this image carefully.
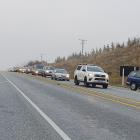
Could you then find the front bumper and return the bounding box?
[87,77,109,85]
[56,76,70,80]
[45,72,53,76]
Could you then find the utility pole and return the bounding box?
[40,53,47,64]
[79,39,87,63]
[40,54,43,62]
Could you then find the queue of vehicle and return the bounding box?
[10,63,140,91]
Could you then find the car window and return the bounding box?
[55,69,67,74]
[82,66,86,71]
[49,67,54,70]
[135,71,140,78]
[36,65,44,69]
[129,71,136,77]
[44,66,54,70]
[87,66,104,72]
[77,66,82,70]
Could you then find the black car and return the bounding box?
[31,64,45,76]
[126,71,140,91]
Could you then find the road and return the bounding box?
[0,72,140,140]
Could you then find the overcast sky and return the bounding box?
[0,0,140,69]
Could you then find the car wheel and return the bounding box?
[84,77,89,87]
[74,76,79,85]
[130,83,137,91]
[103,84,108,89]
[92,84,96,88]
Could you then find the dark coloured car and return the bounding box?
[31,64,45,76]
[25,67,32,74]
[126,71,140,91]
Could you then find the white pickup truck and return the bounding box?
[74,64,109,88]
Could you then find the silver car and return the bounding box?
[43,66,55,77]
[51,68,70,81]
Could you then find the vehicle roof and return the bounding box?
[77,64,99,66]
[44,66,54,67]
[55,68,66,70]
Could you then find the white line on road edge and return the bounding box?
[1,74,71,140]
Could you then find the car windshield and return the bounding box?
[36,65,44,69]
[87,66,104,72]
[129,71,136,77]
[46,67,54,70]
[55,69,67,74]
[136,71,140,78]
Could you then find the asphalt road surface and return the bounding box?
[55,79,140,101]
[0,72,140,140]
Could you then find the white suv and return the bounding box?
[74,64,109,88]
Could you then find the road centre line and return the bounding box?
[1,74,71,140]
[29,74,140,105]
[20,73,140,109]
[56,83,140,110]
[57,82,140,105]
[79,87,140,104]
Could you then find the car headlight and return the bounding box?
[88,73,93,77]
[46,70,49,73]
[35,71,38,74]
[106,74,109,79]
[66,74,70,78]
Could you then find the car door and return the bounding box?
[135,72,140,86]
[80,66,86,81]
[75,65,82,81]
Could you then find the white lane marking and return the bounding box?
[1,74,71,140]
[0,81,8,84]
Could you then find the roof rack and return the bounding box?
[78,64,96,66]
[78,64,87,65]
[87,64,96,66]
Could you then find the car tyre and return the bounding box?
[92,84,96,88]
[130,83,137,91]
[103,84,108,89]
[74,76,79,85]
[84,77,89,87]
